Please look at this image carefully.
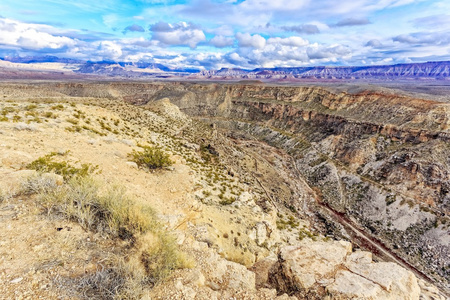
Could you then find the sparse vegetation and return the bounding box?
[51,104,65,111]
[38,176,155,237]
[25,104,38,111]
[26,152,98,180]
[21,174,192,298]
[129,146,173,170]
[385,194,396,206]
[277,214,300,230]
[66,118,79,125]
[43,111,55,118]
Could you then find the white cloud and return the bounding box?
[236,32,266,49]
[229,35,353,68]
[365,39,383,48]
[267,36,309,47]
[393,32,450,45]
[0,18,76,50]
[150,21,206,48]
[306,43,351,59]
[210,35,234,48]
[97,41,122,59]
[239,0,310,11]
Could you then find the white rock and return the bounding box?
[10,277,23,284]
[125,161,138,169]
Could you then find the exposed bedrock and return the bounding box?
[1,81,449,289]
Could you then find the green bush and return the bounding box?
[129,146,173,170]
[26,152,98,180]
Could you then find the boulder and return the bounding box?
[267,239,420,300]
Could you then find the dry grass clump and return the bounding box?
[70,256,149,299]
[26,174,191,298]
[20,173,62,195]
[38,176,155,238]
[129,146,173,170]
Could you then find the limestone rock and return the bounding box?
[268,239,420,300]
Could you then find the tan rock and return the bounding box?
[269,239,421,300]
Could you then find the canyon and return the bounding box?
[0,80,449,298]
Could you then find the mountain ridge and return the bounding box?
[2,56,450,80]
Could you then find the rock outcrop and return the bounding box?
[267,240,421,300]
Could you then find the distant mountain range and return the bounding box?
[1,56,450,80]
[199,61,450,80]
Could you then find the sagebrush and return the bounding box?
[129,146,173,170]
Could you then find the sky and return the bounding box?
[0,0,450,70]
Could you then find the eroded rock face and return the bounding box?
[267,240,420,300]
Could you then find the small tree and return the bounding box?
[129,146,173,170]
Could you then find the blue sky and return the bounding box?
[1,0,450,69]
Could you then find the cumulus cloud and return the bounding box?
[123,24,145,34]
[227,35,352,68]
[97,41,122,60]
[0,18,76,50]
[365,39,383,48]
[267,36,309,47]
[236,33,266,49]
[334,17,371,27]
[150,21,205,48]
[210,35,234,48]
[306,44,351,59]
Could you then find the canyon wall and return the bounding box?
[2,81,449,289]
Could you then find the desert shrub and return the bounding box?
[298,228,317,241]
[276,214,300,230]
[66,118,79,125]
[81,125,105,136]
[0,116,8,122]
[43,111,54,118]
[51,104,65,111]
[1,106,17,115]
[37,176,191,295]
[140,232,191,281]
[72,244,190,300]
[65,125,82,133]
[26,152,98,180]
[12,115,22,122]
[20,173,61,195]
[38,176,155,237]
[25,104,38,110]
[71,257,147,300]
[129,146,173,170]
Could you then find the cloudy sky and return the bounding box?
[0,0,449,70]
